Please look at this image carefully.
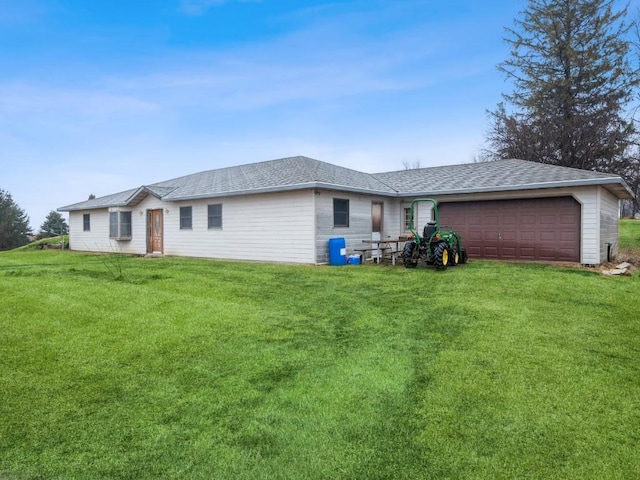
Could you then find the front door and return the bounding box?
[371,202,384,259]
[147,209,163,254]
[372,202,384,237]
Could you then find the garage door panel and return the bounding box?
[539,246,560,259]
[467,246,483,256]
[520,231,536,241]
[560,214,578,225]
[439,197,580,262]
[540,231,555,241]
[519,247,535,259]
[484,246,499,257]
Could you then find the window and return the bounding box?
[180,206,192,230]
[208,204,222,229]
[83,214,91,231]
[120,212,132,238]
[403,207,411,231]
[333,198,349,227]
[109,212,118,237]
[109,211,132,239]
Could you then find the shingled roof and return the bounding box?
[59,156,632,212]
[59,156,395,211]
[373,159,632,198]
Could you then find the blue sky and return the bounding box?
[0,0,567,228]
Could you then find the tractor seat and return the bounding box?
[423,222,437,240]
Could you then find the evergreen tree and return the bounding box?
[485,0,639,175]
[0,189,32,250]
[39,211,69,238]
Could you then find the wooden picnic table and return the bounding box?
[355,239,405,265]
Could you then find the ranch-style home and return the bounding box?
[58,155,633,265]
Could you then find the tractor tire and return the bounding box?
[449,247,459,266]
[433,242,449,270]
[459,248,468,264]
[403,241,418,268]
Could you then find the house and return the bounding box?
[58,156,633,265]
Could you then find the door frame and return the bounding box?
[147,209,164,254]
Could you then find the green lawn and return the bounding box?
[1,249,639,479]
[620,218,640,250]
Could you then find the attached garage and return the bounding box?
[374,159,634,265]
[439,197,581,262]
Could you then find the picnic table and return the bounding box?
[354,239,405,265]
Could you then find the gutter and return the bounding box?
[398,177,634,199]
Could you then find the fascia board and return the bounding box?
[163,182,397,201]
[398,177,633,199]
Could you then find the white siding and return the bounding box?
[67,183,620,265]
[68,197,165,255]
[313,190,394,263]
[598,187,621,262]
[68,191,316,262]
[68,209,112,252]
[162,190,316,263]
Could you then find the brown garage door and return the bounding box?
[439,197,581,262]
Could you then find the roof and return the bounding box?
[58,157,633,212]
[59,156,395,211]
[373,159,633,199]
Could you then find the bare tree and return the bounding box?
[402,158,422,170]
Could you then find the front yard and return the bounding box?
[0,245,639,479]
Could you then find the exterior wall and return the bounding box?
[313,190,396,263]
[598,187,621,262]
[68,209,113,252]
[68,190,316,263]
[68,184,620,265]
[163,190,316,263]
[68,197,166,255]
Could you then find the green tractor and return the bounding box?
[403,198,467,269]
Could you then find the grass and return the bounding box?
[618,219,640,264]
[619,218,640,250]
[0,249,639,479]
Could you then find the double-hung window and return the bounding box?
[208,204,222,229]
[83,214,91,232]
[109,211,132,239]
[180,206,193,230]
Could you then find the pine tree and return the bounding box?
[485,0,639,174]
[0,189,32,250]
[39,211,69,238]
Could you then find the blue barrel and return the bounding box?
[328,238,346,266]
